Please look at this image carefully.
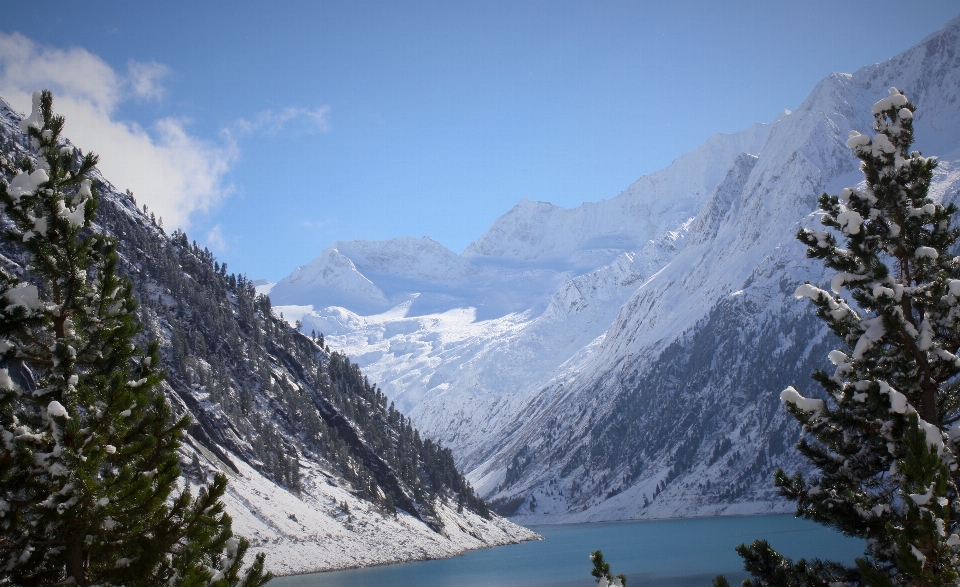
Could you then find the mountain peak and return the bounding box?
[460,123,771,265]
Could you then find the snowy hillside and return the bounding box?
[206,456,534,576]
[272,15,960,524]
[0,98,537,575]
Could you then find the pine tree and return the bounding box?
[590,550,626,587]
[733,89,960,585]
[0,91,270,586]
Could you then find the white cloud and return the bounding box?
[0,32,120,111]
[0,32,234,230]
[127,59,170,101]
[205,224,228,252]
[229,105,331,137]
[299,218,334,229]
[302,107,331,132]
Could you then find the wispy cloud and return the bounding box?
[127,59,170,101]
[229,105,331,138]
[299,217,335,229]
[0,32,235,230]
[205,224,228,252]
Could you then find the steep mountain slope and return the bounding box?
[273,15,960,524]
[0,98,536,575]
[474,15,960,523]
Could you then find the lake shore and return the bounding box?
[250,499,541,577]
[272,514,864,587]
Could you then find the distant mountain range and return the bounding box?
[268,15,960,523]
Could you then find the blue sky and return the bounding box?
[2,1,958,281]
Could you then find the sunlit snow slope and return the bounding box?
[275,15,960,523]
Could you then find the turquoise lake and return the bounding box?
[272,514,865,587]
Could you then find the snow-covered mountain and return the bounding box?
[0,98,537,576]
[275,15,960,523]
[275,120,771,465]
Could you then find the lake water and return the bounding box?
[272,514,864,587]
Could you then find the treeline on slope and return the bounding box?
[324,352,489,516]
[0,108,488,525]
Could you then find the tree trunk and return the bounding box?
[920,382,938,426]
[64,539,85,586]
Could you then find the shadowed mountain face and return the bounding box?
[270,16,960,523]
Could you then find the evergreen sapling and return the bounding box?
[590,550,626,587]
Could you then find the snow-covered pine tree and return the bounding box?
[590,550,626,587]
[0,91,270,587]
[733,89,959,585]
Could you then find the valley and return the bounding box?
[268,15,960,525]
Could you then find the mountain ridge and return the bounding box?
[270,14,960,524]
[471,13,960,523]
